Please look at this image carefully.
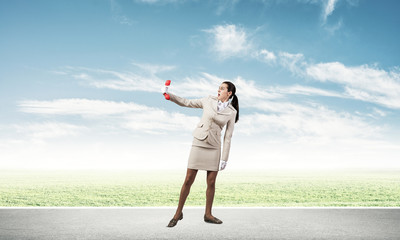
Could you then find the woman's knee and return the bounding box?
[207,178,216,188]
[207,171,217,187]
[184,171,197,186]
[184,176,195,186]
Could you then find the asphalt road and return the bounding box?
[0,207,399,240]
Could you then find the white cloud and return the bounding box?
[13,122,86,142]
[18,99,149,116]
[306,62,400,109]
[372,108,387,117]
[244,46,400,110]
[238,103,382,142]
[253,49,277,63]
[72,73,91,80]
[204,24,252,59]
[131,62,176,75]
[88,71,159,92]
[322,0,338,23]
[297,0,341,25]
[247,50,400,110]
[273,53,400,109]
[271,84,344,98]
[64,63,175,92]
[278,52,307,76]
[172,73,222,98]
[234,76,283,102]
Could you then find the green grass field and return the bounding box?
[0,169,399,207]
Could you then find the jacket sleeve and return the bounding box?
[168,92,204,108]
[221,112,236,162]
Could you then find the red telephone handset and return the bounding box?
[163,80,171,100]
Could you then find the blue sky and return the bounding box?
[1,0,400,170]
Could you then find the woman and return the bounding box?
[163,81,239,228]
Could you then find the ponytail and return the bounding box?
[223,81,239,123]
[231,94,239,123]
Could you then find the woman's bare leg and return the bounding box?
[173,168,198,219]
[205,170,218,218]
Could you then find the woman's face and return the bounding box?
[218,83,232,102]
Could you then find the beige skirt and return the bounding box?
[187,137,221,171]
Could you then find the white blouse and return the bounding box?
[217,100,230,112]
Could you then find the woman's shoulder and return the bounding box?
[228,105,237,112]
[208,95,217,100]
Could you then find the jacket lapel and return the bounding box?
[218,105,234,115]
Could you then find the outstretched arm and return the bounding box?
[168,93,204,109]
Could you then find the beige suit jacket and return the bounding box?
[169,93,237,162]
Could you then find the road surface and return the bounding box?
[0,207,399,239]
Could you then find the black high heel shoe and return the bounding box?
[167,212,183,227]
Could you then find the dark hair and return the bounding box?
[223,81,239,123]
